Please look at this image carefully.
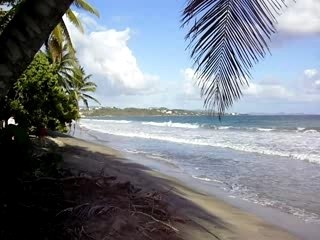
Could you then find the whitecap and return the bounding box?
[141,121,199,129]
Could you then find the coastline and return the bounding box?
[52,132,305,240]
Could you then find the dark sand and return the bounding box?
[48,133,303,240]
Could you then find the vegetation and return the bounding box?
[2,53,79,131]
[0,0,294,113]
[0,0,99,130]
[70,66,100,109]
[182,0,293,114]
[47,0,99,61]
[0,0,75,98]
[82,107,211,117]
[0,1,300,239]
[0,1,102,239]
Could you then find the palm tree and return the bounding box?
[0,0,294,110]
[0,0,74,99]
[45,43,78,90]
[70,66,100,110]
[182,0,294,114]
[49,0,99,56]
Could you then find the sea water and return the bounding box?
[78,115,320,224]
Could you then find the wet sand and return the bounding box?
[49,133,304,240]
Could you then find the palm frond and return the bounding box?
[47,38,63,63]
[59,18,76,53]
[182,0,292,115]
[81,86,97,92]
[66,8,84,33]
[82,93,100,105]
[74,0,100,17]
[83,81,97,88]
[0,2,19,32]
[51,24,64,47]
[81,97,89,109]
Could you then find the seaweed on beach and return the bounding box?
[54,174,184,240]
[1,171,184,240]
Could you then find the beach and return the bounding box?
[52,130,317,240]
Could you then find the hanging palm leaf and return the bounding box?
[48,0,99,58]
[66,8,84,33]
[182,0,293,115]
[74,0,100,17]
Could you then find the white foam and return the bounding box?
[256,128,274,132]
[217,126,231,130]
[82,119,131,124]
[192,175,223,183]
[80,120,320,164]
[303,129,319,134]
[142,121,199,129]
[123,149,148,154]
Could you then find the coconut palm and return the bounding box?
[182,0,294,114]
[70,66,100,110]
[49,0,99,56]
[45,43,78,90]
[0,0,294,108]
[0,0,74,98]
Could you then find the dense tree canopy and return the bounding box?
[0,0,99,131]
[2,53,79,130]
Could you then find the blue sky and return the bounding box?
[70,0,320,114]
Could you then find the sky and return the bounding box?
[68,0,320,114]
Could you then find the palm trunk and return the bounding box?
[0,0,74,98]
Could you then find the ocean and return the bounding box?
[77,115,320,224]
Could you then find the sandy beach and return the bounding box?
[49,132,305,240]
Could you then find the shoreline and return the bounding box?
[53,131,310,240]
[118,145,320,240]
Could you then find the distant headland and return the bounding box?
[80,106,241,117]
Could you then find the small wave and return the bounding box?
[147,154,178,166]
[124,149,178,168]
[123,149,148,154]
[142,121,199,129]
[217,126,231,130]
[83,119,131,124]
[147,153,169,161]
[203,125,232,130]
[303,129,319,134]
[297,127,306,132]
[80,123,320,164]
[256,128,274,132]
[206,125,275,132]
[192,175,223,183]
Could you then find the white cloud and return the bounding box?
[243,81,294,99]
[65,13,159,96]
[304,69,319,78]
[181,68,201,99]
[0,4,11,11]
[278,0,320,35]
[302,68,320,92]
[243,67,320,103]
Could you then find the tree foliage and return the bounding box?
[3,53,79,130]
[71,66,100,109]
[0,0,99,129]
[48,0,99,57]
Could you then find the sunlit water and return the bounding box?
[78,115,320,224]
